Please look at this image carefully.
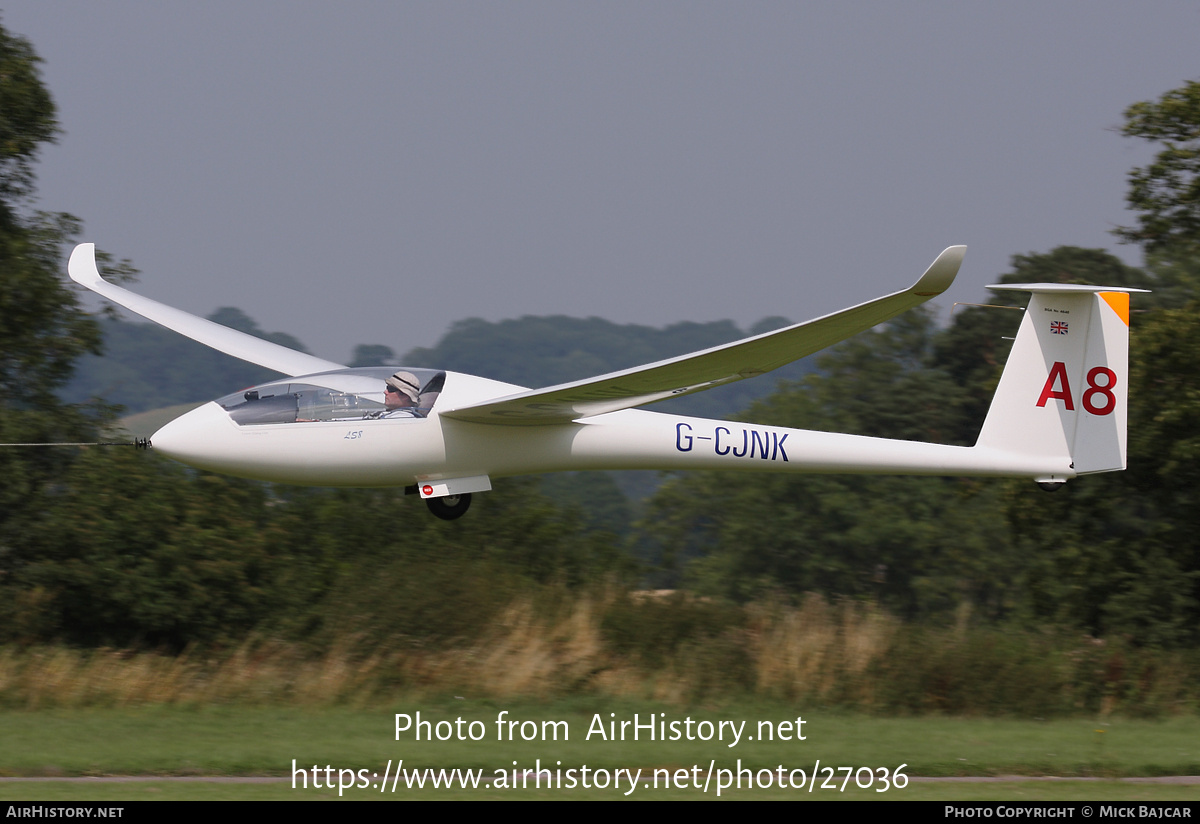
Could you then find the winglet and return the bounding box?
[68,242,103,288]
[911,246,966,296]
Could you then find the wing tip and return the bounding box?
[911,245,966,297]
[68,242,100,287]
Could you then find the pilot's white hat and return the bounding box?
[386,371,421,403]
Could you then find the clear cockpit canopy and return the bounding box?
[216,367,445,426]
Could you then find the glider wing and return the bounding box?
[441,246,966,425]
[69,244,346,377]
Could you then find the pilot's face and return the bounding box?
[385,385,413,410]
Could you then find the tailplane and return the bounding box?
[975,284,1147,484]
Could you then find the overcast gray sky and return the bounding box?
[5,2,1198,364]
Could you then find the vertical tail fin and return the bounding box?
[976,284,1146,482]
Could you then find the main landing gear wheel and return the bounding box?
[426,493,472,520]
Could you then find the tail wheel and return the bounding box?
[426,493,472,520]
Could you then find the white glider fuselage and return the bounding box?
[151,369,1070,489]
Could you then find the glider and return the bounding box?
[69,243,1141,519]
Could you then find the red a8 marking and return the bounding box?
[1036,361,1117,415]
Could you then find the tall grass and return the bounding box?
[0,594,1196,716]
[751,596,896,705]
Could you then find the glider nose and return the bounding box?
[151,401,237,468]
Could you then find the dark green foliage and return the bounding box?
[0,212,103,407]
[871,627,1200,717]
[230,478,631,650]
[5,449,281,648]
[1,464,636,649]
[65,315,288,413]
[537,471,634,535]
[1114,80,1200,255]
[872,627,1074,716]
[0,19,139,611]
[0,22,117,407]
[1140,246,1200,309]
[0,20,57,204]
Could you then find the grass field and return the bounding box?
[1,702,1197,800]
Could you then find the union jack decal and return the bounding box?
[1050,321,1068,335]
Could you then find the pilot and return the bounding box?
[376,371,424,418]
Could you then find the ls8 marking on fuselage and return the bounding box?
[675,422,789,462]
